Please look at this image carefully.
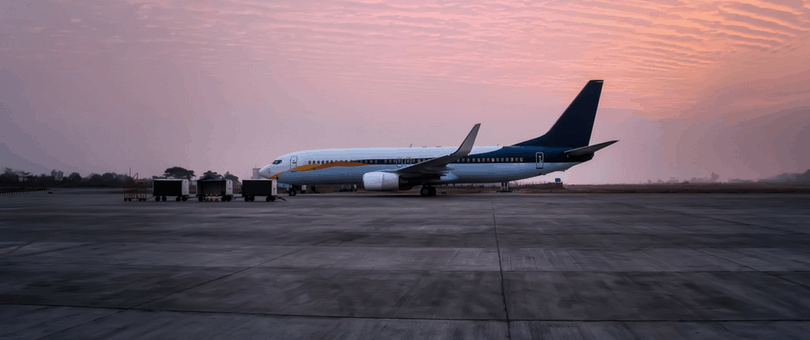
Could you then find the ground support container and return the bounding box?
[197,179,233,201]
[153,179,190,201]
[241,179,278,202]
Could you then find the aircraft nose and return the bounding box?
[259,165,273,178]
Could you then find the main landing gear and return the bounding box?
[420,186,437,197]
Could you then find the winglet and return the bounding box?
[394,123,480,175]
[451,123,480,158]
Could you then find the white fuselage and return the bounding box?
[259,146,579,186]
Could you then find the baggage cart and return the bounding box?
[197,179,233,201]
[153,179,190,201]
[241,179,278,202]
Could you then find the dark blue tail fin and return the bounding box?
[513,80,603,148]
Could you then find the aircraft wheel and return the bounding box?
[155,196,160,202]
[420,187,430,196]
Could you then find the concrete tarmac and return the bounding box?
[1,189,809,339]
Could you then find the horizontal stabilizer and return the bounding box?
[564,140,618,156]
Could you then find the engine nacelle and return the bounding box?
[362,172,405,191]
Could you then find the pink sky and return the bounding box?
[2,0,809,183]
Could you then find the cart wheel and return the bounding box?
[266,196,272,202]
[175,196,181,202]
[182,196,188,201]
[198,196,204,202]
[155,196,160,202]
[161,196,167,201]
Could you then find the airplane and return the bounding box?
[259,80,617,196]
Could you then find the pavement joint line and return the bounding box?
[33,247,307,340]
[7,303,810,323]
[596,196,804,235]
[2,232,58,256]
[605,213,810,294]
[491,200,512,340]
[690,248,810,291]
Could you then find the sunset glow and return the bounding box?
[2,0,809,183]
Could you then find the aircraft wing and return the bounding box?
[564,140,618,156]
[395,124,481,176]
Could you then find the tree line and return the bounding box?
[0,168,133,188]
[1,166,241,188]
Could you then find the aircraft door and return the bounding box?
[290,156,298,172]
[536,152,544,169]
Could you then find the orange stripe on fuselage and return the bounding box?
[269,161,370,180]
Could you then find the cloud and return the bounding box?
[1,0,808,181]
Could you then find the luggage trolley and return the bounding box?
[241,179,278,202]
[197,179,234,202]
[152,179,190,202]
[124,173,148,201]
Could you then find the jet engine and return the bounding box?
[362,172,406,191]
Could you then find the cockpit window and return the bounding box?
[272,160,282,165]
